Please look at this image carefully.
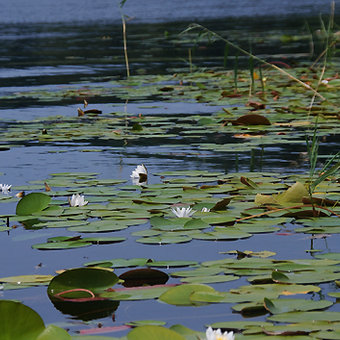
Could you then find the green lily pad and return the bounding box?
[0,300,71,339]
[48,267,119,300]
[158,283,215,306]
[268,311,340,323]
[82,237,126,244]
[0,300,45,339]
[32,241,91,250]
[127,325,185,340]
[147,260,198,268]
[84,258,150,268]
[100,285,171,301]
[209,321,273,331]
[16,193,51,216]
[264,297,333,314]
[136,235,192,244]
[125,320,167,327]
[68,220,128,233]
[180,274,239,284]
[0,274,53,285]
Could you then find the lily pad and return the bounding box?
[127,325,185,340]
[158,283,215,306]
[16,193,51,216]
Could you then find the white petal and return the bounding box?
[206,327,215,340]
[130,164,147,179]
[0,184,12,194]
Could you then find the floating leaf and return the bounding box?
[278,181,309,203]
[36,324,71,340]
[147,260,198,268]
[272,270,290,283]
[126,320,166,327]
[263,297,332,314]
[0,300,45,339]
[159,283,215,306]
[211,197,232,211]
[136,235,192,244]
[209,321,272,331]
[268,311,340,323]
[16,193,51,216]
[101,285,174,301]
[0,300,71,339]
[48,267,119,299]
[127,325,185,340]
[0,274,53,285]
[32,240,91,250]
[180,274,238,284]
[84,258,150,268]
[232,113,271,126]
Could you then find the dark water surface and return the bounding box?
[1,0,338,24]
[0,1,340,336]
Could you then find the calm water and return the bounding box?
[0,1,340,335]
[0,0,338,24]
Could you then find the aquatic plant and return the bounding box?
[0,183,11,194]
[68,193,88,207]
[205,326,234,340]
[0,300,71,340]
[311,1,339,67]
[131,164,148,181]
[182,23,325,101]
[305,122,340,207]
[171,206,196,218]
[119,0,130,77]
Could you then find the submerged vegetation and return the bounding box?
[0,3,340,339]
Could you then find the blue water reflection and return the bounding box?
[0,0,337,24]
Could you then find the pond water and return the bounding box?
[0,0,337,24]
[0,1,340,338]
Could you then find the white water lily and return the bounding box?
[130,164,147,179]
[0,184,12,194]
[206,327,234,340]
[201,207,210,212]
[131,177,147,186]
[171,206,196,218]
[69,194,88,207]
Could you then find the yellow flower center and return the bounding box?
[216,336,227,340]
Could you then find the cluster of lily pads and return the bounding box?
[0,49,340,338]
[0,160,339,339]
[0,65,340,158]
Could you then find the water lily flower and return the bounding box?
[206,326,234,340]
[130,164,148,182]
[0,184,12,194]
[69,194,88,207]
[131,177,147,186]
[171,206,196,218]
[201,207,210,212]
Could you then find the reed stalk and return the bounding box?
[182,23,326,101]
[118,0,130,77]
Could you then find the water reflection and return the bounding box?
[0,0,337,24]
[1,14,337,95]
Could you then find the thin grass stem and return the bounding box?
[183,23,326,101]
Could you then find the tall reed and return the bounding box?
[118,0,130,77]
[182,23,326,101]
